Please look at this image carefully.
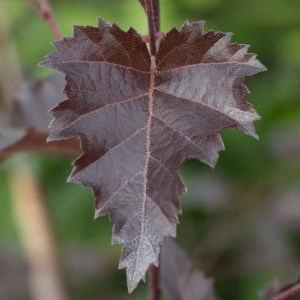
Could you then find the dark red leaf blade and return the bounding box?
[41,20,266,292]
[160,238,218,300]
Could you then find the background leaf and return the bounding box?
[0,73,80,159]
[160,238,218,300]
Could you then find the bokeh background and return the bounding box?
[0,0,300,299]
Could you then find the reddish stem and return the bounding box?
[152,0,160,32]
[0,129,81,161]
[148,265,161,300]
[24,0,62,40]
[144,0,157,56]
[40,0,62,40]
[271,283,300,300]
[24,0,40,14]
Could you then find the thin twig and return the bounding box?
[148,265,161,300]
[40,0,62,40]
[23,0,62,40]
[270,283,300,300]
[24,0,40,14]
[0,130,81,161]
[144,0,157,56]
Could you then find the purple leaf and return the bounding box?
[41,20,266,292]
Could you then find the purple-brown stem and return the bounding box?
[139,0,160,33]
[270,283,300,300]
[144,0,157,56]
[24,0,40,14]
[148,265,161,300]
[152,0,160,33]
[24,0,62,40]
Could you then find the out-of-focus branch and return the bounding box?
[1,3,68,300]
[270,283,300,300]
[8,158,68,300]
[148,265,161,300]
[24,0,62,40]
[24,0,40,14]
[0,129,81,161]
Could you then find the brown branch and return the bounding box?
[24,0,62,40]
[270,283,300,300]
[0,129,81,161]
[8,159,68,300]
[144,0,157,56]
[139,0,160,43]
[24,0,41,14]
[148,265,161,300]
[152,0,160,33]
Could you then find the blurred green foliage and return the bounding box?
[1,0,300,299]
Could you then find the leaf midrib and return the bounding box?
[132,59,155,278]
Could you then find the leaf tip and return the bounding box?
[94,209,100,220]
[39,59,48,68]
[246,128,259,140]
[207,156,219,169]
[127,283,137,294]
[260,63,268,72]
[98,18,112,29]
[66,174,76,183]
[126,270,148,294]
